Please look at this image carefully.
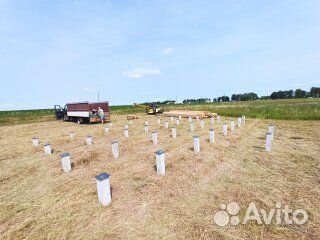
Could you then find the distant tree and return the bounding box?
[295,89,307,98]
[230,92,258,101]
[310,87,320,98]
[284,90,294,99]
[217,96,230,102]
[181,86,319,104]
[260,96,270,100]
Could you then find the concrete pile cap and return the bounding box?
[152,131,157,133]
[95,172,110,181]
[193,135,200,138]
[210,128,214,131]
[155,150,165,155]
[33,137,38,139]
[60,152,69,158]
[87,135,92,138]
[111,140,118,144]
[44,143,50,146]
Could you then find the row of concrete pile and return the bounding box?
[31,114,275,207]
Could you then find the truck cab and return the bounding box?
[54,105,66,120]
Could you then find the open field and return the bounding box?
[0,109,55,126]
[165,98,320,120]
[0,99,319,127]
[0,114,319,239]
[0,105,142,127]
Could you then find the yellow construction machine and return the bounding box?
[145,103,164,115]
[134,103,164,115]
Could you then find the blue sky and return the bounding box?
[0,0,320,110]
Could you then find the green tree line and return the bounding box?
[182,87,320,103]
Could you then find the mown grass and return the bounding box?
[0,109,55,126]
[0,99,319,126]
[111,99,320,120]
[164,98,320,120]
[110,105,143,115]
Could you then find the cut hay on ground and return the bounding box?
[127,115,139,120]
[163,110,217,119]
[0,115,319,239]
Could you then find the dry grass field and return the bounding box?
[0,114,319,239]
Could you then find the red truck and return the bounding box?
[54,101,110,124]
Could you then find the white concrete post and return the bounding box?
[144,124,149,133]
[189,116,192,123]
[60,152,71,173]
[242,115,246,126]
[210,117,214,125]
[109,122,113,127]
[266,133,272,152]
[129,120,133,124]
[44,144,51,155]
[157,117,161,125]
[124,129,129,138]
[209,129,215,143]
[152,131,158,145]
[223,123,228,136]
[172,127,177,138]
[200,120,205,129]
[176,119,180,126]
[69,132,76,139]
[179,115,182,120]
[155,150,165,176]
[193,135,200,153]
[238,117,242,127]
[95,173,111,206]
[171,116,174,122]
[32,138,39,146]
[111,140,119,158]
[104,127,109,133]
[164,121,169,129]
[124,125,129,138]
[268,125,274,141]
[217,115,221,123]
[196,116,199,122]
[190,122,194,132]
[230,121,235,133]
[86,136,93,145]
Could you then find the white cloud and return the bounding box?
[0,103,13,108]
[82,87,96,92]
[122,67,161,78]
[294,83,305,86]
[163,48,173,55]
